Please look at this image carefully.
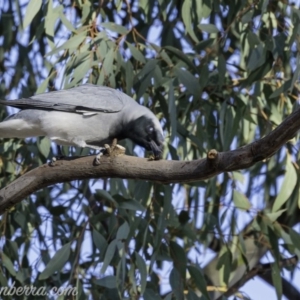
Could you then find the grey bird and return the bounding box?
[0,84,164,161]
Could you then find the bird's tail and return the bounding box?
[0,117,43,138]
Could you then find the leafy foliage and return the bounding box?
[0,0,300,299]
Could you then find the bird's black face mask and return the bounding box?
[121,116,164,159]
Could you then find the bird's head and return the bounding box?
[121,114,164,159]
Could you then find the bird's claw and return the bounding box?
[104,143,125,157]
[49,156,56,166]
[103,138,125,157]
[148,154,155,161]
[94,139,125,165]
[94,151,104,166]
[148,153,161,161]
[49,154,66,166]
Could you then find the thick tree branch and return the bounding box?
[1,107,300,215]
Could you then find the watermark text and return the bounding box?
[0,282,78,297]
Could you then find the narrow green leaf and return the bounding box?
[247,32,261,47]
[1,253,17,277]
[37,137,51,158]
[271,262,282,300]
[269,79,293,99]
[95,275,117,288]
[100,22,129,35]
[116,222,130,240]
[45,2,60,49]
[101,240,117,274]
[198,24,219,34]
[265,209,286,223]
[125,60,134,94]
[135,252,147,294]
[290,54,300,92]
[201,0,212,18]
[182,0,199,43]
[127,42,146,63]
[72,56,92,85]
[135,60,157,82]
[272,154,297,212]
[36,77,50,94]
[39,243,71,280]
[14,211,26,229]
[216,249,232,285]
[187,266,210,299]
[159,50,173,66]
[59,10,76,32]
[247,43,266,72]
[0,270,8,286]
[4,161,15,174]
[164,46,196,71]
[182,0,191,33]
[169,267,184,300]
[220,101,236,150]
[174,67,200,95]
[170,242,186,279]
[168,80,177,141]
[81,1,91,22]
[258,0,269,13]
[187,289,201,300]
[241,9,254,23]
[118,199,146,211]
[194,38,215,52]
[16,270,24,284]
[23,0,42,29]
[46,31,87,56]
[102,47,115,79]
[92,229,108,259]
[218,55,226,88]
[289,228,300,251]
[134,60,157,99]
[233,190,251,211]
[240,51,273,88]
[95,189,118,206]
[268,226,280,261]
[232,171,244,183]
[134,181,152,205]
[144,288,162,300]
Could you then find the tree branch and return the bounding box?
[259,270,300,300]
[219,256,299,299]
[1,107,300,215]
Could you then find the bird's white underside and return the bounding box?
[0,111,106,150]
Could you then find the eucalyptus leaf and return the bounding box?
[39,243,71,280]
[23,0,42,29]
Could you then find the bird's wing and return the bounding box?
[0,84,125,113]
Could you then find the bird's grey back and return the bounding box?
[30,84,126,113]
[0,84,137,113]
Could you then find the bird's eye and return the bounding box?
[148,126,154,133]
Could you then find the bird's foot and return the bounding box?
[148,154,155,161]
[104,138,125,157]
[94,139,125,165]
[50,145,66,166]
[148,153,161,161]
[94,151,104,165]
[49,154,66,166]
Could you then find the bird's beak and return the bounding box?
[150,139,164,160]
